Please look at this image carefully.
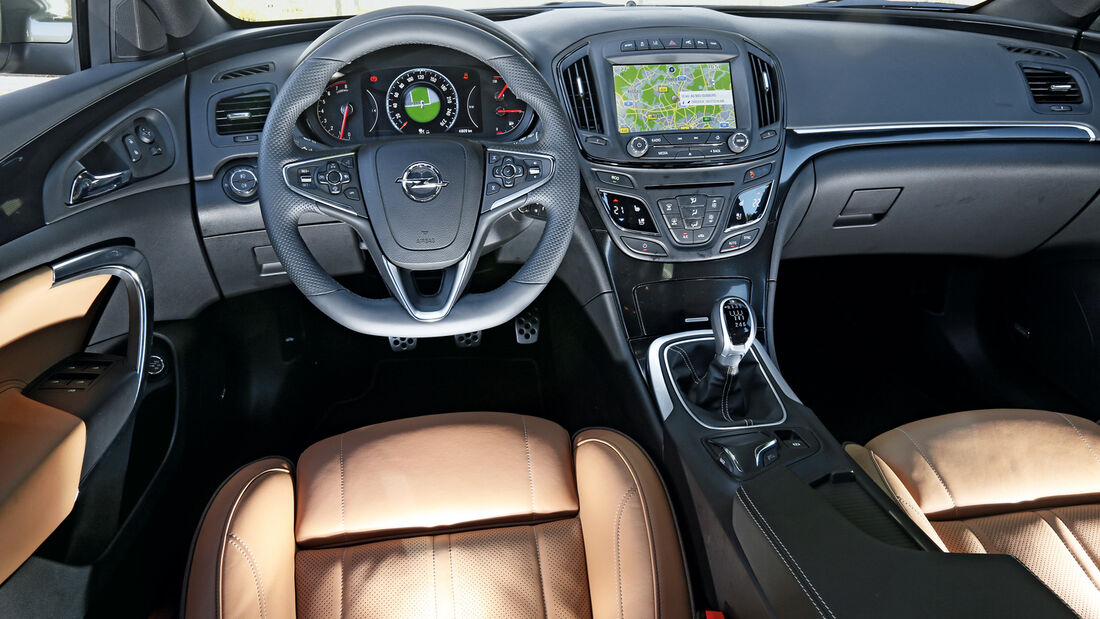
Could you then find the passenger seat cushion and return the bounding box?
[574,428,691,619]
[295,412,579,547]
[185,457,296,619]
[865,409,1100,519]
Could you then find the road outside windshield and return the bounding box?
[214,0,978,22]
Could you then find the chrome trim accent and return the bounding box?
[712,296,756,371]
[379,251,478,323]
[791,122,1096,141]
[647,330,789,430]
[753,438,779,467]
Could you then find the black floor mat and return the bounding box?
[304,355,545,446]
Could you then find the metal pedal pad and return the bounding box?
[388,336,417,352]
[515,309,540,345]
[454,331,482,349]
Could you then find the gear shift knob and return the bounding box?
[711,297,756,372]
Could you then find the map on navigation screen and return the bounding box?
[613,63,735,133]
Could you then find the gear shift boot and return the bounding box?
[666,339,783,427]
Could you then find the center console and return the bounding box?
[557,29,783,262]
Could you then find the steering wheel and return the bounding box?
[258,7,579,337]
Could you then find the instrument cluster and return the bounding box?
[304,64,533,145]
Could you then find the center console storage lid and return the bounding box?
[732,465,1074,618]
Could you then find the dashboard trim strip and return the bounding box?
[791,122,1096,141]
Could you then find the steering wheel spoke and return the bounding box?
[480,147,555,214]
[282,151,368,218]
[375,252,479,323]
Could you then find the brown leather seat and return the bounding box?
[183,412,691,618]
[847,408,1100,619]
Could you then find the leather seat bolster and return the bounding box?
[574,428,691,619]
[185,457,296,619]
[866,409,1100,519]
[295,412,578,547]
[845,443,948,551]
[0,390,86,585]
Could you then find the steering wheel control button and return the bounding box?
[626,136,650,158]
[622,236,667,257]
[728,132,751,154]
[223,164,259,203]
[282,153,363,214]
[595,171,633,188]
[483,150,554,212]
[602,193,657,234]
[744,163,773,182]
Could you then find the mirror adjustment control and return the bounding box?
[222,164,259,203]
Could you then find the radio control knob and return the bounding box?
[728,132,750,154]
[626,136,650,158]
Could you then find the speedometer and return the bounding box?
[386,68,458,133]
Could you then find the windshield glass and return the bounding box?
[213,0,979,22]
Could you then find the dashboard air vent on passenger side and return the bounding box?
[1022,66,1083,105]
[214,90,272,135]
[562,56,603,133]
[999,44,1065,60]
[749,54,779,128]
[214,63,274,82]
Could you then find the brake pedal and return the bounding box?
[388,336,417,352]
[454,331,482,349]
[515,308,540,345]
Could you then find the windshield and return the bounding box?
[213,0,979,22]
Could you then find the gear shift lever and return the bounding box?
[711,297,756,373]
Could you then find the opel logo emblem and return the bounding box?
[395,162,448,203]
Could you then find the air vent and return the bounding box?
[561,56,603,133]
[214,90,271,135]
[214,63,274,82]
[749,54,779,128]
[1000,44,1065,60]
[1022,66,1083,105]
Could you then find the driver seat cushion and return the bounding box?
[184,412,691,619]
[847,409,1100,619]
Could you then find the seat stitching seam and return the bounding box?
[227,535,266,619]
[896,427,958,518]
[432,537,438,619]
[339,546,346,619]
[449,535,457,618]
[533,526,549,619]
[614,486,636,619]
[1040,510,1100,595]
[1056,413,1100,468]
[742,490,836,619]
[670,346,701,384]
[338,434,346,541]
[577,438,662,618]
[867,449,924,516]
[522,416,536,519]
[736,492,825,619]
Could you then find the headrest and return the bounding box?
[295,412,578,547]
[867,409,1100,519]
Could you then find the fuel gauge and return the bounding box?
[488,76,527,136]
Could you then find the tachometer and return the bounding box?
[387,68,458,133]
[488,75,527,136]
[315,80,377,141]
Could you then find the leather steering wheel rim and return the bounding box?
[257,7,579,337]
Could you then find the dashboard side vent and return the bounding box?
[214,62,274,82]
[1000,44,1065,60]
[562,56,603,133]
[749,54,779,128]
[214,90,271,135]
[1022,66,1083,105]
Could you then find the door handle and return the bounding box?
[68,168,132,205]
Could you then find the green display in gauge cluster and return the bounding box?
[403,85,442,123]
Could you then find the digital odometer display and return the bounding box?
[613,63,735,134]
[387,68,458,133]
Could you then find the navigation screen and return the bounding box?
[613,63,735,133]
